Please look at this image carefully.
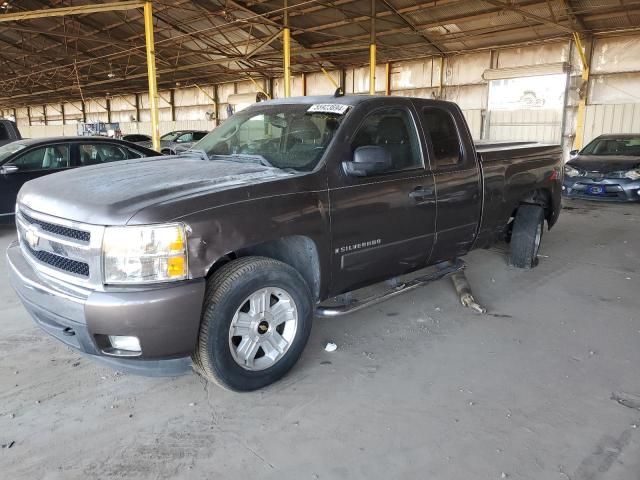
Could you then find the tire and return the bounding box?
[509,204,545,269]
[192,257,313,391]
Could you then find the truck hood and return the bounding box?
[568,155,640,174]
[18,156,292,225]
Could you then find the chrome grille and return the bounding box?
[21,211,91,243]
[16,204,105,289]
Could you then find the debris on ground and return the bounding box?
[1,441,15,449]
[611,391,640,410]
[324,342,337,352]
[188,402,196,407]
[450,271,487,314]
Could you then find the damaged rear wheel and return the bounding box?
[509,204,544,269]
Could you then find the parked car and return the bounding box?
[0,137,159,223]
[564,134,640,202]
[7,95,562,391]
[121,133,152,145]
[0,119,22,147]
[141,130,208,155]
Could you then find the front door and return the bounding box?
[0,143,71,216]
[328,104,437,295]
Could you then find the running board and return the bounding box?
[315,259,466,318]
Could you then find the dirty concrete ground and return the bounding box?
[1,199,639,480]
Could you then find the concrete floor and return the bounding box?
[1,199,639,480]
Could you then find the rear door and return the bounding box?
[416,101,482,263]
[0,143,71,215]
[328,101,437,295]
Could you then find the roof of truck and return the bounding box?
[257,95,453,107]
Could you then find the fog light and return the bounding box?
[108,335,141,352]
[562,185,566,191]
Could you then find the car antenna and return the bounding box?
[334,87,344,98]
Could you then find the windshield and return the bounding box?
[0,142,26,163]
[192,104,348,172]
[581,137,640,156]
[161,131,183,141]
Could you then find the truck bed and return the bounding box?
[475,140,561,162]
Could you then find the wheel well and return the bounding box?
[206,236,321,301]
[512,188,552,221]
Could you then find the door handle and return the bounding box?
[408,187,434,199]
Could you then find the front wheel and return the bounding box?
[509,204,545,268]
[192,257,313,391]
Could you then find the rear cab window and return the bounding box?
[421,107,463,168]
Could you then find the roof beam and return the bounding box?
[0,1,145,22]
[481,0,574,33]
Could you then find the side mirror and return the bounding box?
[343,146,392,177]
[0,165,18,175]
[569,149,579,157]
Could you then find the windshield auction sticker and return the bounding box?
[307,104,350,115]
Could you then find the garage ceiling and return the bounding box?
[1,0,640,106]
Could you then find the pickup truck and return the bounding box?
[0,119,22,147]
[7,95,562,391]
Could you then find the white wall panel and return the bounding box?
[391,59,434,90]
[592,35,640,74]
[498,42,570,69]
[487,109,562,143]
[584,104,640,142]
[462,109,483,140]
[588,73,640,104]
[306,71,340,95]
[445,52,490,85]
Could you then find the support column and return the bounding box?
[61,103,66,124]
[106,97,112,123]
[573,32,591,151]
[27,106,32,126]
[369,0,376,95]
[170,88,176,122]
[385,62,391,96]
[144,0,161,151]
[43,105,48,125]
[283,0,291,98]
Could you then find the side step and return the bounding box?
[315,259,466,318]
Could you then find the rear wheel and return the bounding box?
[192,257,313,391]
[509,204,545,268]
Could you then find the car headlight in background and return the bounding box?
[624,169,640,181]
[564,165,581,177]
[103,223,188,284]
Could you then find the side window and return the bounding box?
[78,144,129,165]
[193,132,207,141]
[421,108,462,168]
[351,107,422,173]
[11,145,70,171]
[125,148,144,159]
[176,133,193,143]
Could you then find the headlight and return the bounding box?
[564,165,581,177]
[103,223,188,284]
[624,169,640,181]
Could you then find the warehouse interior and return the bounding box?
[1,1,640,479]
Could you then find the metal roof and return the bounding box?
[1,0,640,107]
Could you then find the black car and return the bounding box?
[121,133,152,145]
[0,136,159,223]
[140,130,209,155]
[564,134,640,202]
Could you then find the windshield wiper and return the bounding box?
[209,153,275,168]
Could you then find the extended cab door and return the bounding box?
[328,100,437,295]
[416,101,482,263]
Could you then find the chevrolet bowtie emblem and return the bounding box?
[24,225,40,250]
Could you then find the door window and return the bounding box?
[176,133,194,143]
[78,143,130,165]
[351,108,422,173]
[10,145,70,171]
[421,108,462,167]
[192,132,207,141]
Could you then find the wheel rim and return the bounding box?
[228,287,298,371]
[533,221,543,257]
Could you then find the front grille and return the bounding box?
[24,243,90,277]
[21,211,91,243]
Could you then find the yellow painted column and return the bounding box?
[283,0,291,98]
[144,1,160,151]
[369,0,376,95]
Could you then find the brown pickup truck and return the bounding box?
[7,95,562,391]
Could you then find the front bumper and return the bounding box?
[7,241,205,376]
[563,177,640,202]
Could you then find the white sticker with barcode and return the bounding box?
[307,104,350,115]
